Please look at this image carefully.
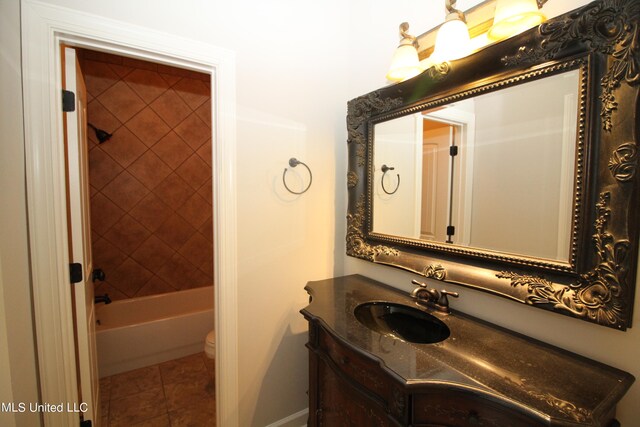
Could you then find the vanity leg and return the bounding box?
[307,320,320,427]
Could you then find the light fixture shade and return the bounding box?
[386,38,423,82]
[431,14,471,63]
[488,0,546,41]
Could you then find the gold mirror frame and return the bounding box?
[346,0,639,330]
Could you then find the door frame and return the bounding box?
[21,2,238,426]
[422,108,476,246]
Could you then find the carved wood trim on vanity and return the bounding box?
[345,0,640,330]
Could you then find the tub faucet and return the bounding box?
[95,294,112,305]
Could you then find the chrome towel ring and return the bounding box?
[381,164,400,195]
[283,158,312,194]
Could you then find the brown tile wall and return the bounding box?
[79,49,213,300]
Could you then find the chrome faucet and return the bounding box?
[410,279,459,313]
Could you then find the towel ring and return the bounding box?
[381,164,400,195]
[283,158,312,194]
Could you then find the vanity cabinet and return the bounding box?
[313,352,398,426]
[302,275,633,427]
[308,320,544,427]
[309,322,406,427]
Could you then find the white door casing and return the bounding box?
[21,2,238,426]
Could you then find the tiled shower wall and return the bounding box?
[78,49,213,300]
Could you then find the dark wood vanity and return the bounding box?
[301,275,634,426]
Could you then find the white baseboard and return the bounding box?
[265,408,308,427]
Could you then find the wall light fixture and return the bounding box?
[431,0,471,63]
[488,0,546,41]
[386,22,423,83]
[386,0,550,83]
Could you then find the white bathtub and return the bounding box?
[95,287,214,377]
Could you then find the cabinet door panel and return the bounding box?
[317,356,397,427]
[413,391,542,426]
[317,325,408,423]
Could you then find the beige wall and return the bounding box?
[0,0,42,426]
[342,0,639,424]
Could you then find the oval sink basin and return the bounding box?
[354,302,450,344]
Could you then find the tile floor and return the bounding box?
[100,352,215,427]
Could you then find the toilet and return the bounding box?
[204,330,215,359]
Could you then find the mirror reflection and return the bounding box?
[373,69,580,262]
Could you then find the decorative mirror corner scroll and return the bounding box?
[501,0,640,132]
[346,196,399,262]
[609,142,638,183]
[347,171,359,188]
[423,264,447,281]
[347,93,404,168]
[496,192,631,330]
[346,0,640,330]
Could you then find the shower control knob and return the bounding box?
[92,268,106,283]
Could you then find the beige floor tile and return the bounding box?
[201,353,215,379]
[163,376,215,412]
[130,413,171,427]
[159,352,208,385]
[109,365,162,398]
[99,376,111,399]
[109,387,167,427]
[100,397,110,421]
[168,400,216,427]
[100,350,216,427]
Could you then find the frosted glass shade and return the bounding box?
[488,0,546,41]
[386,39,423,82]
[431,17,471,63]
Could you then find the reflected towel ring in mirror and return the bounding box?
[381,164,400,195]
[283,158,312,194]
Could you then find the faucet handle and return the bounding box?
[436,290,459,313]
[411,279,428,288]
[441,290,459,298]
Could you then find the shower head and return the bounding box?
[88,123,112,144]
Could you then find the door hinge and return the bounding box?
[69,263,83,284]
[446,225,455,236]
[62,90,75,112]
[449,145,458,156]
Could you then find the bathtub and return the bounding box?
[95,287,214,377]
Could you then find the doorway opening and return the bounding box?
[22,4,238,425]
[69,48,216,425]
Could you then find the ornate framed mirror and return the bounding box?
[346,0,639,330]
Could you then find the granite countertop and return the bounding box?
[301,274,634,426]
